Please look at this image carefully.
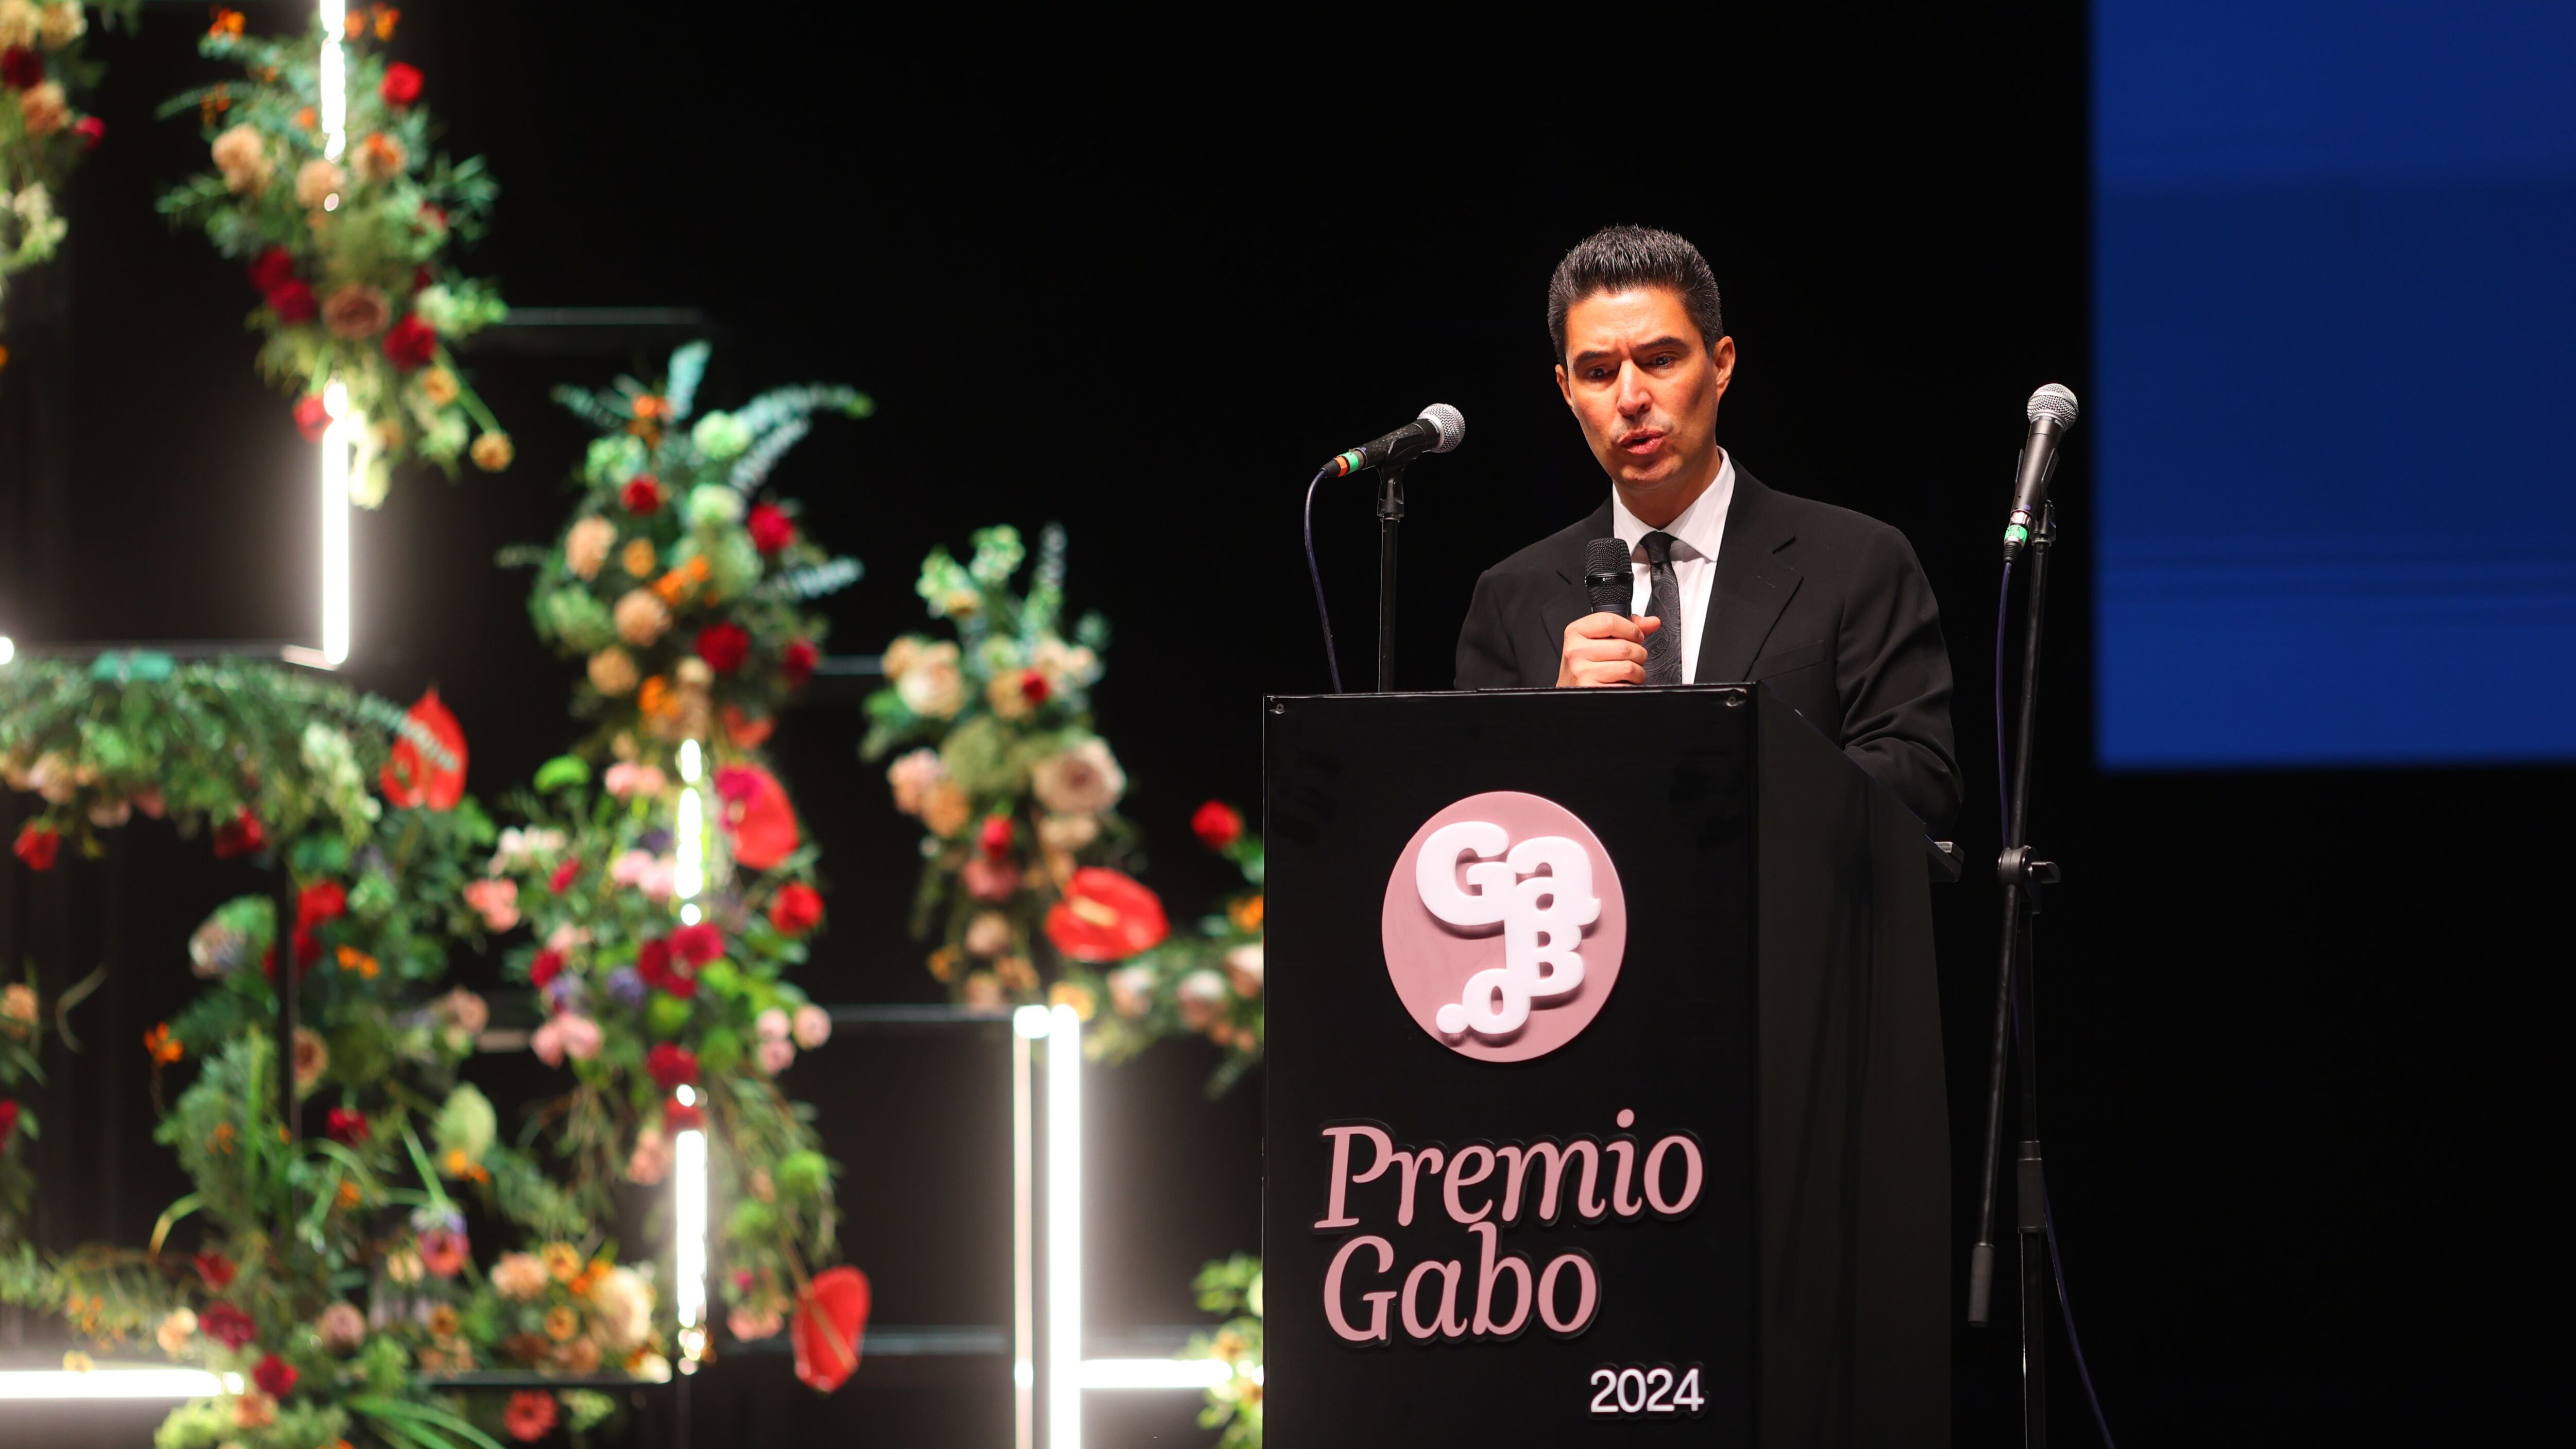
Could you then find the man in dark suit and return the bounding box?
[1454,226,1962,832]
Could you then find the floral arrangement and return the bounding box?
[158,6,508,503]
[0,2,127,345]
[1179,1254,1264,1448]
[861,524,1166,1013]
[1081,800,1266,1094]
[472,753,852,1372]
[1,963,93,1244]
[507,342,868,763]
[0,652,459,868]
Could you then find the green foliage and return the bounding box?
[1181,1254,1264,1447]
[0,3,137,334]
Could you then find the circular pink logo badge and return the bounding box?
[1381,791,1626,1062]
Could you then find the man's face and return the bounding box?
[1554,287,1736,509]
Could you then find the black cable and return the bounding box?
[1303,466,1344,693]
[1997,562,2117,1448]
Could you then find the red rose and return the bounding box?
[694,622,751,674]
[1042,867,1170,964]
[199,1301,256,1350]
[379,688,467,811]
[646,1042,698,1089]
[292,880,346,967]
[548,858,579,894]
[267,281,318,324]
[0,1099,20,1153]
[621,475,662,514]
[0,47,42,91]
[293,395,332,444]
[747,503,796,554]
[1191,800,1244,851]
[670,922,724,966]
[12,824,60,872]
[781,638,819,689]
[382,313,437,371]
[664,1097,703,1131]
[74,115,103,149]
[636,938,697,999]
[1020,670,1051,706]
[325,1107,368,1145]
[380,61,422,107]
[247,248,298,294]
[529,949,564,990]
[212,807,266,859]
[195,1251,239,1290]
[977,815,1014,861]
[769,881,824,937]
[252,1352,297,1398]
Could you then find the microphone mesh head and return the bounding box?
[2026,383,2079,428]
[1417,403,1466,453]
[1583,537,1631,613]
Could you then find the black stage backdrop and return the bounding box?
[0,5,2555,1444]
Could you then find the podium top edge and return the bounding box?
[1265,682,1761,705]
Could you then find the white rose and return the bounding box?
[1031,738,1125,816]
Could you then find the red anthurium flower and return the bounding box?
[380,688,468,811]
[781,638,819,688]
[324,1107,368,1145]
[1043,867,1170,964]
[769,882,823,937]
[747,503,796,554]
[195,1251,238,1290]
[292,395,331,444]
[529,949,564,990]
[664,1097,703,1131]
[547,858,579,894]
[646,1042,698,1089]
[12,824,60,872]
[1191,800,1244,851]
[199,1301,256,1349]
[670,922,723,966]
[694,622,752,673]
[379,61,422,107]
[790,1266,872,1392]
[713,765,799,871]
[382,313,437,371]
[621,475,662,514]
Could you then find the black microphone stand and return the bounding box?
[1375,461,1407,692]
[1969,501,2063,1448]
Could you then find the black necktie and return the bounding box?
[1641,530,1683,685]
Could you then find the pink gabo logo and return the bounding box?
[1381,791,1626,1062]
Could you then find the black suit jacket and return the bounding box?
[1454,467,1963,833]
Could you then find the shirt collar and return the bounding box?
[1611,449,1734,561]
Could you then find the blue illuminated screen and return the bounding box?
[2093,2,2576,767]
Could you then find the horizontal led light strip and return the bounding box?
[0,1369,239,1400]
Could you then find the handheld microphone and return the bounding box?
[1322,403,1466,477]
[2001,384,2079,561]
[1584,538,1631,615]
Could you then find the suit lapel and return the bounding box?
[1696,469,1803,683]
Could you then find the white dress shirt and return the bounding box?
[1609,450,1735,684]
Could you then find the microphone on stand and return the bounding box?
[1584,538,1632,615]
[1321,403,1466,477]
[2000,384,2079,562]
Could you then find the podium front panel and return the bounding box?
[1265,687,1759,1444]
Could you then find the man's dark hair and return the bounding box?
[1546,225,1725,361]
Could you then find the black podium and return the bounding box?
[1263,684,1948,1446]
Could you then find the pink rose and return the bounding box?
[962,855,1020,902]
[463,877,519,931]
[757,1038,795,1075]
[792,1004,832,1050]
[532,1018,566,1066]
[556,1014,602,1061]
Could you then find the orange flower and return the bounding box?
[336,945,380,979]
[295,106,317,130]
[336,1180,363,1208]
[637,676,673,721]
[541,1242,582,1283]
[427,1304,461,1337]
[372,5,401,41]
[621,537,657,578]
[650,555,709,605]
[210,9,246,37]
[1229,893,1264,933]
[209,1122,236,1154]
[144,1023,183,1064]
[631,394,670,421]
[544,1305,579,1342]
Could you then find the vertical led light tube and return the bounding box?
[1012,1006,1047,1449]
[674,739,704,922]
[673,1084,708,1365]
[319,382,354,667]
[1045,1004,1083,1449]
[316,1,347,160]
